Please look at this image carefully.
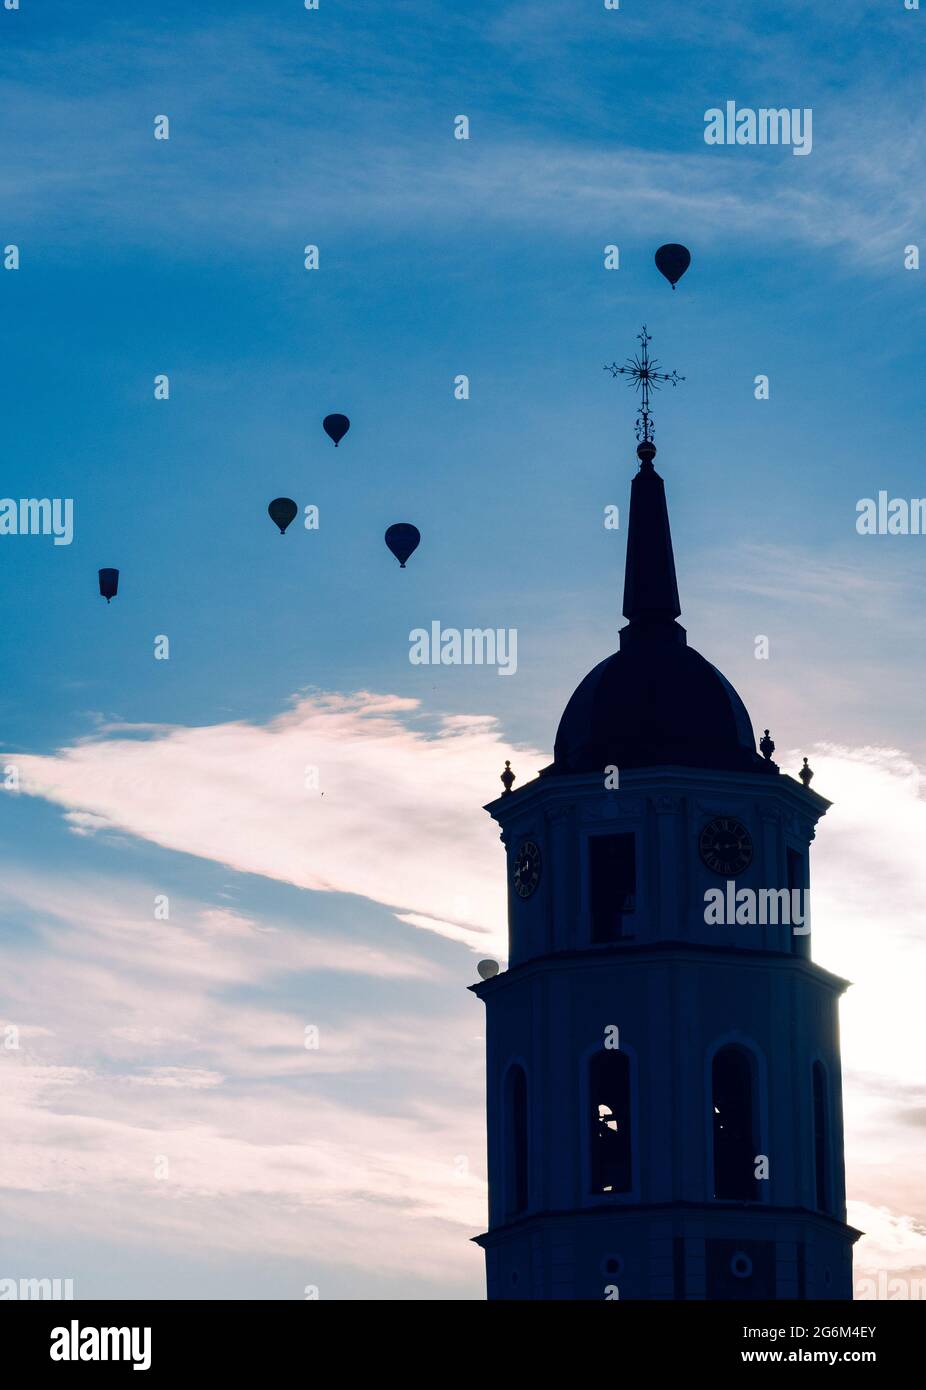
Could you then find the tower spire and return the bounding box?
[604,327,685,638]
[622,438,682,628]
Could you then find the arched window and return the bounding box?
[504,1064,528,1216]
[590,1049,632,1194]
[812,1061,828,1212]
[712,1045,758,1200]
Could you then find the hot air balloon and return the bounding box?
[99,568,119,603]
[385,523,420,568]
[268,498,298,534]
[655,243,691,289]
[477,959,500,981]
[323,413,350,447]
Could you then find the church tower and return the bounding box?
[471,361,860,1300]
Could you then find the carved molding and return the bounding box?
[784,812,817,840]
[579,796,643,823]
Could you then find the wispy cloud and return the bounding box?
[7,690,537,952]
[0,869,487,1284]
[710,543,909,613]
[3,713,926,1289]
[1,10,924,265]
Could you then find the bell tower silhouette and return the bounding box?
[471,387,860,1299]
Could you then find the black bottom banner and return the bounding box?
[4,1298,920,1376]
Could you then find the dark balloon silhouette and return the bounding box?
[323,413,350,447]
[385,523,420,568]
[268,497,298,534]
[655,243,691,289]
[99,568,119,603]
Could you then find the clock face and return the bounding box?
[512,840,542,899]
[699,816,753,877]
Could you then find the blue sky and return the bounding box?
[1,0,925,1299]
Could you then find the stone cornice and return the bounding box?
[469,940,851,999]
[485,764,831,824]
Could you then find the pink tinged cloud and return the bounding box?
[7,697,926,1285]
[9,692,539,955]
[0,871,488,1282]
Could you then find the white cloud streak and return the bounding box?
[5,700,926,1290]
[1,11,923,265]
[9,691,537,954]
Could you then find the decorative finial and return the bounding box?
[500,760,515,795]
[604,325,685,446]
[799,757,813,787]
[759,729,775,761]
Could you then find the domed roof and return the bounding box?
[553,626,768,775]
[547,441,774,779]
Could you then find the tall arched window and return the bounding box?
[812,1061,828,1212]
[504,1064,528,1216]
[589,1049,632,1194]
[712,1045,758,1200]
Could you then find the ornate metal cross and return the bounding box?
[604,325,684,444]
